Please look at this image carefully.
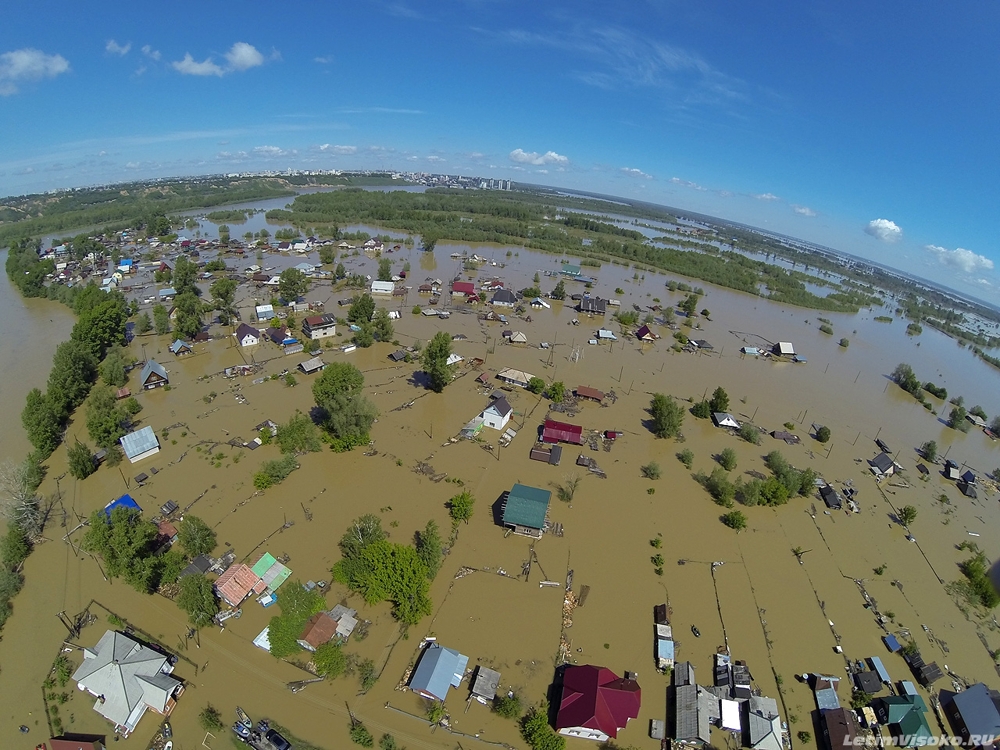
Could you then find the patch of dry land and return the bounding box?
[1,258,998,750]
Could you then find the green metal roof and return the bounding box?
[252,552,278,577]
[878,697,933,746]
[503,483,551,529]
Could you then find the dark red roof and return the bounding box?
[635,324,655,341]
[555,665,641,739]
[575,386,605,401]
[542,419,584,445]
[452,281,475,294]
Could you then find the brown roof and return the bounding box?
[575,386,605,401]
[157,520,179,539]
[213,563,261,607]
[299,612,338,649]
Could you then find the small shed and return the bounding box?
[169,340,192,356]
[298,357,326,374]
[867,656,891,684]
[883,634,902,653]
[120,426,160,463]
[471,666,501,702]
[820,485,842,510]
[575,386,605,402]
[389,350,407,362]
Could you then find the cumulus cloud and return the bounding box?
[172,42,270,77]
[320,144,357,154]
[621,167,653,180]
[224,42,264,71]
[314,55,333,64]
[426,155,444,162]
[141,45,161,61]
[509,148,568,166]
[670,176,706,191]
[793,205,817,217]
[0,48,70,95]
[864,218,902,243]
[926,245,994,274]
[172,53,224,76]
[253,145,290,157]
[755,192,780,201]
[106,40,131,56]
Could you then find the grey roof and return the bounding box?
[120,426,159,460]
[298,356,326,373]
[471,666,501,700]
[814,676,842,712]
[487,397,513,418]
[72,630,179,728]
[675,684,712,742]
[854,671,883,695]
[944,683,1000,740]
[328,604,358,639]
[409,643,469,701]
[169,339,190,354]
[491,289,517,304]
[235,323,259,341]
[747,709,783,750]
[140,359,168,384]
[869,452,895,473]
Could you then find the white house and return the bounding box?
[481,397,513,430]
[713,413,741,429]
[255,304,275,321]
[235,323,261,347]
[371,280,395,295]
[446,353,464,366]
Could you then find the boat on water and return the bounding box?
[691,625,701,637]
[236,706,253,728]
[164,743,173,750]
[233,722,251,740]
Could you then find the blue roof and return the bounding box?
[868,656,891,684]
[158,287,177,297]
[169,340,189,354]
[103,494,141,518]
[883,634,901,652]
[658,639,674,660]
[900,681,918,696]
[409,644,469,701]
[120,425,159,460]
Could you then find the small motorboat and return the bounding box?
[236,706,253,728]
[691,625,701,638]
[257,718,270,733]
[164,743,173,750]
[233,722,252,740]
[163,721,172,737]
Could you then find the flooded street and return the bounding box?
[1,216,999,750]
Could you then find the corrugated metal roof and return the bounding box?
[409,643,468,701]
[868,656,891,683]
[503,484,551,530]
[120,426,159,460]
[140,359,168,384]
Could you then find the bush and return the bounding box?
[691,399,712,419]
[350,722,374,748]
[313,642,347,678]
[819,324,834,335]
[738,422,761,445]
[493,692,522,719]
[520,702,566,750]
[920,440,937,462]
[815,425,831,443]
[722,511,747,531]
[641,461,661,480]
[677,449,694,468]
[839,338,849,348]
[527,377,546,394]
[719,448,737,471]
[253,454,299,489]
[199,704,224,731]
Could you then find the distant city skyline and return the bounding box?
[1,1,997,302]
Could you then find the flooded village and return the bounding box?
[2,199,1000,750]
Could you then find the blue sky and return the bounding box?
[2,1,998,301]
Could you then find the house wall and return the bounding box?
[482,410,511,430]
[306,325,337,340]
[240,335,259,346]
[128,446,160,464]
[559,727,610,742]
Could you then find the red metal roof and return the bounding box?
[542,419,584,445]
[555,665,641,739]
[452,281,475,294]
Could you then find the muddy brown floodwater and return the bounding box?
[1,235,998,750]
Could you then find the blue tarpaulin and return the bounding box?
[103,494,141,518]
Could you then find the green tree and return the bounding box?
[704,467,736,506]
[276,412,323,454]
[527,377,546,394]
[550,279,566,300]
[314,642,347,678]
[641,461,661,480]
[677,449,694,468]
[152,303,170,335]
[100,347,128,387]
[898,505,918,526]
[649,393,684,438]
[839,337,850,348]
[172,255,199,296]
[1,522,31,569]
[738,422,762,445]
[421,331,453,393]
[72,294,128,359]
[372,308,394,342]
[493,693,522,719]
[319,246,335,264]
[85,386,130,450]
[377,257,392,282]
[312,363,377,447]
[67,440,96,480]
[416,519,443,579]
[709,386,730,414]
[890,363,921,396]
[816,425,831,443]
[948,406,970,431]
[691,399,712,419]
[449,491,475,524]
[348,293,376,324]
[176,574,219,626]
[136,312,152,334]
[520,702,565,750]
[379,734,398,750]
[210,277,237,325]
[547,381,566,403]
[350,721,375,748]
[47,340,98,419]
[722,511,747,531]
[179,515,217,557]
[172,291,202,339]
[21,389,63,457]
[199,704,224,731]
[313,362,365,404]
[335,262,347,279]
[680,293,700,317]
[279,267,309,302]
[719,447,737,471]
[353,323,375,348]
[81,506,158,593]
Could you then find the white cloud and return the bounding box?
[172,53,224,77]
[509,148,568,166]
[670,176,706,191]
[320,144,357,154]
[621,167,653,180]
[106,40,131,56]
[0,48,70,95]
[793,205,816,217]
[925,245,994,274]
[253,145,290,157]
[864,218,903,243]
[426,155,444,162]
[224,42,264,71]
[141,45,161,61]
[314,55,333,64]
[172,42,270,77]
[125,161,140,169]
[755,192,780,201]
